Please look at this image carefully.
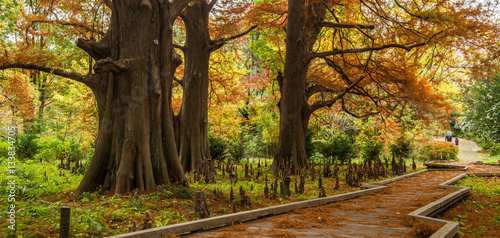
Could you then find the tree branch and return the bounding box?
[306,84,337,98]
[173,43,186,51]
[93,58,128,74]
[31,19,106,36]
[103,0,112,8]
[341,99,380,118]
[318,22,375,30]
[394,0,430,20]
[324,57,365,93]
[170,0,191,21]
[0,63,90,85]
[209,25,258,52]
[173,77,184,87]
[307,75,365,114]
[0,92,11,102]
[310,42,425,60]
[77,38,109,60]
[207,0,218,13]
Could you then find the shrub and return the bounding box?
[228,140,245,162]
[227,132,246,162]
[208,136,227,161]
[309,151,326,163]
[316,140,333,162]
[34,138,81,162]
[480,139,500,157]
[489,144,500,157]
[481,139,495,151]
[331,133,354,164]
[245,129,278,159]
[389,135,413,159]
[15,130,41,160]
[422,141,458,161]
[358,130,384,161]
[305,129,316,159]
[0,140,9,159]
[316,132,354,164]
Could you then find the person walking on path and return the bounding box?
[455,137,459,146]
[445,131,453,142]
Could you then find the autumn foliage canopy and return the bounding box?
[1,0,499,193]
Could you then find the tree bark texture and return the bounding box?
[177,0,212,172]
[273,0,327,173]
[176,0,256,172]
[76,0,187,194]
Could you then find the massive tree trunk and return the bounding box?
[273,0,326,173]
[76,0,188,194]
[274,0,423,173]
[177,0,212,172]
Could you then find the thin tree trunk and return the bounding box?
[178,0,211,172]
[176,0,256,172]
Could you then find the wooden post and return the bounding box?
[60,206,71,238]
[194,191,202,214]
[279,181,285,196]
[334,175,340,190]
[283,176,291,196]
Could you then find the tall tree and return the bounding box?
[1,0,191,194]
[271,0,500,172]
[462,74,500,143]
[175,0,256,172]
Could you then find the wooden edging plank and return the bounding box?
[407,167,500,238]
[108,167,498,238]
[107,186,387,238]
[108,170,427,238]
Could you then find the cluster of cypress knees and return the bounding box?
[188,154,417,219]
[56,154,84,176]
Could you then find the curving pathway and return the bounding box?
[433,137,488,163]
[456,138,488,163]
[181,141,499,238]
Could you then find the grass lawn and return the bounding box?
[483,155,500,164]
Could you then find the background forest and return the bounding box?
[1,0,499,170]
[1,0,500,236]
